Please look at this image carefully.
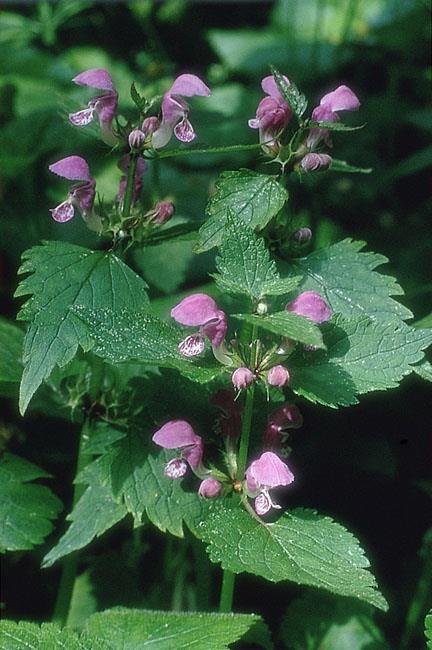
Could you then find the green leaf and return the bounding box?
[0,453,62,552]
[199,505,388,611]
[233,311,325,348]
[196,169,288,252]
[414,312,432,329]
[426,610,432,650]
[130,81,146,112]
[0,318,23,383]
[15,241,149,414]
[270,65,307,119]
[311,120,365,132]
[0,620,106,649]
[74,306,225,384]
[288,239,413,322]
[280,592,389,650]
[329,159,373,174]
[153,142,262,159]
[85,607,269,650]
[42,455,127,567]
[215,214,301,300]
[290,315,432,407]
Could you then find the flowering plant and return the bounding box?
[1,44,431,650]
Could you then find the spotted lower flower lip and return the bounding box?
[152,419,204,471]
[48,156,96,224]
[152,73,211,149]
[171,293,228,356]
[69,68,118,146]
[245,451,294,515]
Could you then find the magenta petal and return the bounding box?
[183,437,204,469]
[50,200,75,223]
[202,310,227,347]
[254,492,272,516]
[261,74,290,101]
[246,451,294,489]
[153,420,199,449]
[198,478,222,498]
[49,156,92,182]
[171,293,220,327]
[320,84,360,112]
[164,458,188,479]
[72,68,114,91]
[178,334,205,357]
[267,365,290,387]
[286,290,332,323]
[232,367,255,390]
[69,108,95,126]
[170,73,211,97]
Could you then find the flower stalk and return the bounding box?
[122,153,138,220]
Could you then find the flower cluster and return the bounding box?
[49,68,210,232]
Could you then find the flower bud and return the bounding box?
[146,201,175,225]
[300,153,333,172]
[292,227,312,244]
[128,129,146,150]
[142,116,160,137]
[198,477,222,498]
[267,364,290,387]
[256,300,268,315]
[286,291,332,324]
[232,367,255,390]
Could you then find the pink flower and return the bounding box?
[307,84,360,148]
[267,365,290,387]
[117,155,148,207]
[128,129,146,150]
[152,74,211,149]
[286,290,332,324]
[198,478,222,498]
[152,420,204,476]
[300,153,333,172]
[69,69,118,146]
[292,227,312,243]
[232,367,255,390]
[171,293,227,357]
[248,75,292,153]
[263,403,303,450]
[48,156,96,223]
[145,201,175,225]
[245,451,294,515]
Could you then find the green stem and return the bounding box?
[52,422,89,626]
[219,570,236,613]
[151,142,262,160]
[122,153,138,220]
[218,324,259,613]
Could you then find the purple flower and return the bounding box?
[248,75,292,153]
[171,293,227,357]
[293,227,312,244]
[245,451,294,515]
[267,365,290,387]
[198,477,222,498]
[69,68,118,146]
[128,129,146,150]
[307,84,360,148]
[232,367,255,390]
[152,419,204,476]
[145,200,175,225]
[152,74,211,149]
[48,156,96,223]
[286,290,332,324]
[117,155,148,207]
[263,403,303,450]
[300,153,333,172]
[141,116,160,137]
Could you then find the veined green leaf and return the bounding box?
[214,213,301,300]
[0,620,106,649]
[232,311,325,348]
[270,65,308,119]
[426,610,432,649]
[199,505,388,611]
[0,453,62,552]
[310,120,365,132]
[196,169,288,252]
[0,318,23,383]
[329,159,373,173]
[15,241,149,413]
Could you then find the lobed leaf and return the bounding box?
[15,241,149,413]
[0,453,62,552]
[290,315,432,407]
[329,159,373,173]
[0,318,23,384]
[270,65,308,119]
[215,213,301,300]
[426,610,432,650]
[288,239,413,322]
[196,169,288,252]
[0,620,106,650]
[198,505,388,611]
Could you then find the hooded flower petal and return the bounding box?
[49,156,92,182]
[246,451,294,493]
[72,68,114,91]
[171,294,220,327]
[261,74,289,103]
[248,74,292,153]
[202,310,228,347]
[286,290,332,324]
[198,477,222,498]
[152,74,210,149]
[70,68,118,145]
[308,85,360,148]
[152,420,198,449]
